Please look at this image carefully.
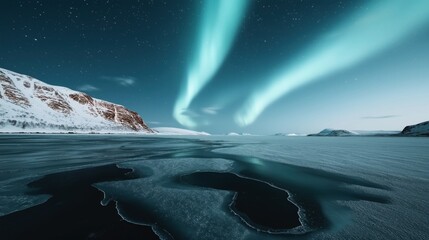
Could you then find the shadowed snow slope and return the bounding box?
[401,121,429,136]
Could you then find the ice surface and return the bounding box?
[0,135,428,239]
[0,177,50,216]
[214,136,429,239]
[0,135,165,216]
[95,158,261,239]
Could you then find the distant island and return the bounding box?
[308,129,357,137]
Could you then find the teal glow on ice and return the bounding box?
[235,0,429,126]
[174,0,248,128]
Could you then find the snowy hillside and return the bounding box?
[0,67,153,133]
[308,129,357,136]
[153,127,210,135]
[400,121,429,136]
[227,132,252,136]
[227,132,240,136]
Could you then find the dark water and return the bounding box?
[178,171,301,231]
[0,135,428,239]
[0,164,158,240]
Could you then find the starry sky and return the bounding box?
[1,0,428,134]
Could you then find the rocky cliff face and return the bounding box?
[0,67,153,133]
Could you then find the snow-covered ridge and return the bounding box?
[0,67,153,133]
[400,121,429,136]
[153,127,210,136]
[227,132,252,136]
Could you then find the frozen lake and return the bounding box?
[0,135,428,239]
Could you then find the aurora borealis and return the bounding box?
[234,0,429,126]
[174,0,249,128]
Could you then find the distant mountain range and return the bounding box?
[307,121,429,137]
[0,67,153,133]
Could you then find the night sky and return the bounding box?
[1,0,428,134]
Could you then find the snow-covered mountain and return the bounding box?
[0,67,153,133]
[227,132,252,136]
[400,121,429,136]
[227,132,240,136]
[308,128,357,136]
[153,127,210,135]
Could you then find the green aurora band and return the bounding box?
[235,0,429,126]
[174,0,249,128]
